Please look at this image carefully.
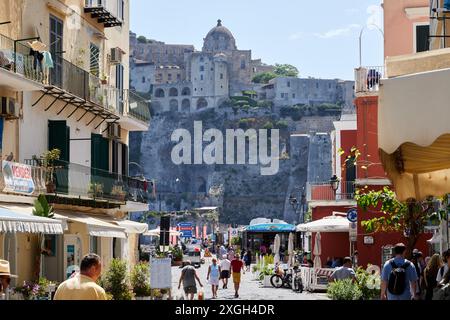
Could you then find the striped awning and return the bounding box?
[0,206,63,234]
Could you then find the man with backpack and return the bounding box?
[381,243,419,300]
[437,249,450,284]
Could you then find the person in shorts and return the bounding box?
[220,254,231,289]
[178,260,203,300]
[230,254,245,298]
[207,258,221,299]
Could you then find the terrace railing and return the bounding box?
[354,66,384,94]
[307,181,356,202]
[124,89,151,124]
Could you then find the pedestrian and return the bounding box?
[433,269,450,300]
[219,254,231,289]
[422,253,442,300]
[260,244,267,256]
[0,260,17,299]
[411,250,423,296]
[219,244,227,258]
[207,258,221,299]
[353,251,359,268]
[380,243,419,300]
[329,257,356,282]
[178,260,203,300]
[54,253,107,300]
[437,249,450,284]
[244,250,252,272]
[228,247,235,261]
[230,254,245,298]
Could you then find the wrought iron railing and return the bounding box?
[354,66,384,94]
[24,159,149,204]
[306,181,356,201]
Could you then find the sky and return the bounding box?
[130,0,384,81]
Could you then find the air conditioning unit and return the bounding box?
[107,123,121,139]
[110,47,123,65]
[0,97,18,119]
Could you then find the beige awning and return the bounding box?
[378,68,450,200]
[0,204,63,234]
[54,212,127,239]
[110,219,148,234]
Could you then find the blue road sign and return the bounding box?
[178,222,193,238]
[347,209,358,223]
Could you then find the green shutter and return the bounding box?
[49,120,69,193]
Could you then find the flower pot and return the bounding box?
[100,80,108,85]
[262,275,272,287]
[46,182,56,194]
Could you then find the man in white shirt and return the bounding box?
[329,257,356,282]
[219,255,231,289]
[437,250,450,283]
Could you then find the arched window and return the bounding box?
[197,98,208,110]
[155,88,165,98]
[182,99,191,112]
[169,87,178,97]
[181,87,191,96]
[169,99,179,112]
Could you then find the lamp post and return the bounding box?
[330,175,340,198]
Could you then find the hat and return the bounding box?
[0,260,18,278]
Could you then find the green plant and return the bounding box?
[130,262,151,297]
[171,246,183,261]
[111,185,126,197]
[101,259,133,300]
[327,278,363,300]
[252,72,277,84]
[258,265,274,280]
[355,267,381,300]
[42,149,61,183]
[88,182,104,195]
[33,194,54,218]
[231,237,241,246]
[273,63,299,77]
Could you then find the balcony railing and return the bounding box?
[307,181,356,202]
[354,66,384,94]
[124,89,151,124]
[25,159,149,204]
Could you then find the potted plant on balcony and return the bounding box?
[111,185,127,202]
[42,149,61,194]
[100,73,109,85]
[88,182,103,198]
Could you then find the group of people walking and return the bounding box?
[380,243,450,300]
[178,245,248,300]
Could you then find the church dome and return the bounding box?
[203,19,237,53]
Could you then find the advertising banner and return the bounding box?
[150,258,172,289]
[2,161,35,195]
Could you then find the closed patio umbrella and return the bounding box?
[273,234,281,265]
[288,233,294,267]
[313,232,322,269]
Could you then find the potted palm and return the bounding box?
[88,182,104,198]
[131,262,152,300]
[111,185,127,202]
[42,149,61,194]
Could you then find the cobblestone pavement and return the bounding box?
[171,258,329,301]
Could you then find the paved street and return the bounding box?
[171,258,329,300]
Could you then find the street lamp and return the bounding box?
[330,175,340,193]
[359,23,385,67]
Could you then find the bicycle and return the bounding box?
[292,266,304,293]
[270,268,293,289]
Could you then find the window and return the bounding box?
[177,74,181,80]
[168,73,172,80]
[415,24,430,53]
[200,65,205,72]
[200,57,204,62]
[117,0,124,21]
[200,74,204,81]
[50,15,63,87]
[241,60,246,69]
[89,43,100,77]
[220,73,224,79]
[316,82,319,89]
[287,81,290,88]
[292,93,296,99]
[142,76,145,83]
[329,83,332,89]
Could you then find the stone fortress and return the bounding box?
[130,20,355,114]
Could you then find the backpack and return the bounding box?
[433,283,450,300]
[387,259,410,295]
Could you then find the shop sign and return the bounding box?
[150,258,172,289]
[2,161,35,195]
[349,222,357,242]
[364,236,374,245]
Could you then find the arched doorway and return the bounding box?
[169,99,179,112]
[169,87,178,97]
[197,98,208,110]
[155,88,165,98]
[182,99,191,112]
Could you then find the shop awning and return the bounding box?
[244,223,296,233]
[111,220,148,234]
[296,215,349,233]
[54,212,126,239]
[0,205,63,234]
[143,228,181,237]
[379,68,450,200]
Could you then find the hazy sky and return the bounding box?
[130,0,384,80]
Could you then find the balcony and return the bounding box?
[354,66,383,96]
[121,90,151,131]
[84,0,123,28]
[24,159,149,208]
[306,181,356,202]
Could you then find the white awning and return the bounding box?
[0,205,63,234]
[111,220,148,234]
[54,212,127,239]
[143,228,181,237]
[297,215,350,233]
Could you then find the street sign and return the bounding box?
[177,222,193,238]
[347,209,358,223]
[349,222,357,242]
